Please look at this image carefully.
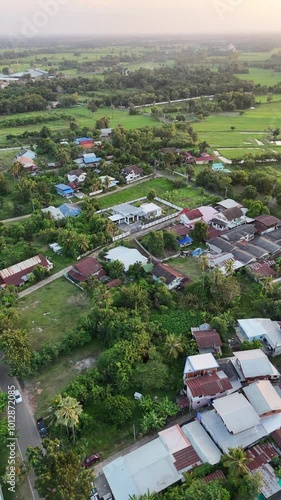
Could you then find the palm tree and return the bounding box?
[91,177,102,194]
[225,259,235,276]
[199,255,209,290]
[10,161,23,181]
[164,334,184,360]
[222,447,250,478]
[54,395,83,444]
[263,275,274,296]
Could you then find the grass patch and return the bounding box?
[18,278,92,350]
[167,256,203,281]
[235,68,281,86]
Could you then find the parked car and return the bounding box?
[37,418,48,438]
[81,453,100,468]
[14,390,22,404]
[102,493,112,500]
[134,392,143,400]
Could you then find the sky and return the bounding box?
[2,0,281,37]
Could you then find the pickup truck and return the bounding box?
[37,418,48,438]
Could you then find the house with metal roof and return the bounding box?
[105,246,147,272]
[82,153,102,165]
[0,255,53,287]
[243,380,281,417]
[103,424,202,500]
[216,199,242,211]
[67,257,105,284]
[191,327,222,355]
[254,215,281,235]
[152,263,187,290]
[237,319,281,356]
[181,420,222,465]
[183,353,219,381]
[185,371,234,409]
[121,165,144,183]
[55,184,74,198]
[231,349,280,381]
[58,204,81,218]
[179,208,203,228]
[140,202,162,219]
[109,203,145,225]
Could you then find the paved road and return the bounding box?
[0,362,41,500]
[18,265,73,298]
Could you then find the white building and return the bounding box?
[105,246,148,272]
[67,169,87,183]
[237,319,281,356]
[140,202,162,219]
[231,349,280,382]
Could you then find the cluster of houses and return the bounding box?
[0,68,50,86]
[102,347,281,500]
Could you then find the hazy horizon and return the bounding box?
[2,0,281,39]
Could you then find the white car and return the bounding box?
[14,390,22,404]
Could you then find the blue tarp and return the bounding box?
[178,235,193,246]
[83,157,102,164]
[192,247,204,257]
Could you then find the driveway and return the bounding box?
[0,361,41,500]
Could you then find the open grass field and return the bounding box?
[18,278,92,350]
[255,94,281,103]
[97,177,211,210]
[235,68,281,86]
[167,256,203,281]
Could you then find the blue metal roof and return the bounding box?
[178,235,193,246]
[76,137,93,142]
[55,183,74,192]
[59,204,81,217]
[83,157,101,164]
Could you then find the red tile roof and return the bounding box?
[192,330,222,349]
[180,208,203,220]
[207,227,228,240]
[246,443,278,472]
[107,278,122,288]
[201,470,226,484]
[73,257,104,278]
[173,446,202,472]
[186,372,232,398]
[248,261,277,279]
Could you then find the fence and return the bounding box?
[154,197,182,211]
[141,212,180,230]
[112,231,131,242]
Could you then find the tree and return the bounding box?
[27,439,93,500]
[193,221,208,242]
[106,259,125,279]
[222,447,249,478]
[235,472,262,500]
[242,185,257,200]
[0,173,8,195]
[224,259,235,276]
[164,334,185,360]
[53,395,83,444]
[184,479,230,500]
[133,356,169,392]
[147,189,156,201]
[199,254,209,291]
[87,100,98,113]
[104,395,135,426]
[10,161,24,181]
[241,339,263,350]
[0,328,32,376]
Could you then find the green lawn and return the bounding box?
[18,278,92,350]
[236,68,281,86]
[167,256,203,281]
[255,94,281,103]
[97,178,211,210]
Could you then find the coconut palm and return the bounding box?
[10,161,24,181]
[164,334,185,360]
[199,254,209,290]
[222,447,249,478]
[225,259,235,276]
[54,395,83,444]
[263,275,274,296]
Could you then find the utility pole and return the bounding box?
[133,424,136,441]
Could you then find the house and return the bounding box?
[231,349,280,382]
[8,68,49,79]
[16,148,36,160]
[105,246,148,272]
[49,243,62,254]
[210,206,245,230]
[216,199,242,211]
[67,169,87,184]
[207,252,244,274]
[58,204,81,217]
[169,224,193,246]
[197,206,218,223]
[212,162,224,171]
[16,156,38,172]
[191,327,222,355]
[99,176,119,188]
[100,128,112,138]
[200,392,268,453]
[243,380,281,418]
[152,263,186,290]
[183,353,219,381]
[42,206,65,220]
[0,254,53,287]
[67,257,105,284]
[185,371,233,409]
[109,203,145,225]
[139,202,162,219]
[194,152,216,164]
[245,443,281,499]
[179,208,203,228]
[220,224,256,243]
[254,215,281,235]
[247,261,277,282]
[237,319,281,356]
[121,166,144,183]
[181,420,222,465]
[81,153,102,166]
[55,184,74,198]
[103,424,202,500]
[75,137,94,149]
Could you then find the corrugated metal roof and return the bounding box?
[192,330,222,349]
[213,393,260,434]
[243,381,281,415]
[0,255,43,279]
[186,371,231,398]
[173,446,201,472]
[201,470,226,483]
